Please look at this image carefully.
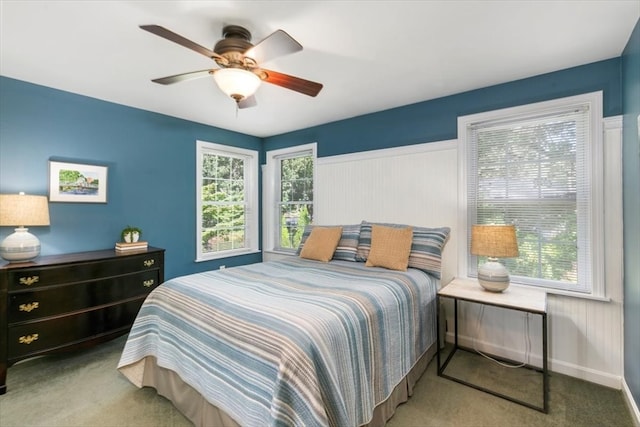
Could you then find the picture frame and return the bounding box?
[49,160,108,203]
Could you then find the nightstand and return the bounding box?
[436,277,548,413]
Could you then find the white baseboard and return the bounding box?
[623,379,640,427]
[446,332,622,389]
[549,358,622,389]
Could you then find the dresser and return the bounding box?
[0,247,165,394]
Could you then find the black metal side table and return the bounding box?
[437,278,548,413]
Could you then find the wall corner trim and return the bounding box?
[604,115,623,129]
[622,378,640,426]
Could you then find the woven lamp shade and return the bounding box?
[0,194,50,226]
[471,225,519,258]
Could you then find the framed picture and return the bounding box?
[49,160,108,203]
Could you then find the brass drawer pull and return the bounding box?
[143,259,155,267]
[19,334,39,345]
[19,302,40,312]
[143,279,154,287]
[19,276,40,286]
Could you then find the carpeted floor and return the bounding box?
[0,336,635,427]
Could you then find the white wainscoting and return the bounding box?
[315,140,459,285]
[449,117,624,388]
[310,118,624,389]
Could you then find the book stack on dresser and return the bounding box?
[115,241,148,252]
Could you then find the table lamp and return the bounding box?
[470,224,519,292]
[0,192,50,262]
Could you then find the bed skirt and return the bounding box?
[119,343,437,427]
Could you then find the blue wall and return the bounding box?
[622,19,640,411]
[0,77,263,279]
[1,56,633,395]
[264,58,622,156]
[1,58,624,280]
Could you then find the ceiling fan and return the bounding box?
[140,24,323,109]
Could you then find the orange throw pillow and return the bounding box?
[299,226,343,262]
[365,225,413,271]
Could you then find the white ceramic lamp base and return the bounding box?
[477,258,510,292]
[0,227,41,262]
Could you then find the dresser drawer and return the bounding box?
[8,270,159,323]
[6,252,162,291]
[7,299,146,360]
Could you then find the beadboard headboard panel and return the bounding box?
[315,140,458,285]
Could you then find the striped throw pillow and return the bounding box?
[297,224,361,262]
[356,221,451,278]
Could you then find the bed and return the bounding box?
[118,222,450,427]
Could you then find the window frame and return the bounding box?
[263,143,317,254]
[196,140,259,262]
[457,92,605,297]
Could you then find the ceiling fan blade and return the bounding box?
[245,30,302,64]
[238,95,257,109]
[261,69,323,97]
[140,25,224,61]
[151,69,214,85]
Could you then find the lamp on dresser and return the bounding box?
[470,224,519,292]
[0,192,50,262]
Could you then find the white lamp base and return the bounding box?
[0,227,41,262]
[477,258,510,292]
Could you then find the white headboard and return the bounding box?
[315,140,458,284]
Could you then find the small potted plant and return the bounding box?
[121,225,142,243]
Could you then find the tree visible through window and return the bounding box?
[461,92,603,294]
[473,117,580,284]
[197,141,258,261]
[201,153,246,253]
[278,154,313,250]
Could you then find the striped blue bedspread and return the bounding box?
[118,258,437,427]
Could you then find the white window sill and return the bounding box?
[263,249,296,257]
[458,277,611,302]
[542,287,610,302]
[507,281,610,302]
[195,249,262,262]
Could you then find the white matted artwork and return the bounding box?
[49,160,108,203]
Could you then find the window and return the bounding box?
[264,143,316,252]
[459,92,604,295]
[196,141,259,261]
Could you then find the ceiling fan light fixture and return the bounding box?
[213,68,261,102]
[141,24,323,106]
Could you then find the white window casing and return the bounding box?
[263,143,317,254]
[458,92,605,297]
[196,140,259,261]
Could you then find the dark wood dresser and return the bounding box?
[0,246,165,394]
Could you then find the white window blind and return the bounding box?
[465,97,601,293]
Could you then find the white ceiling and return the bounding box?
[1,1,638,138]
